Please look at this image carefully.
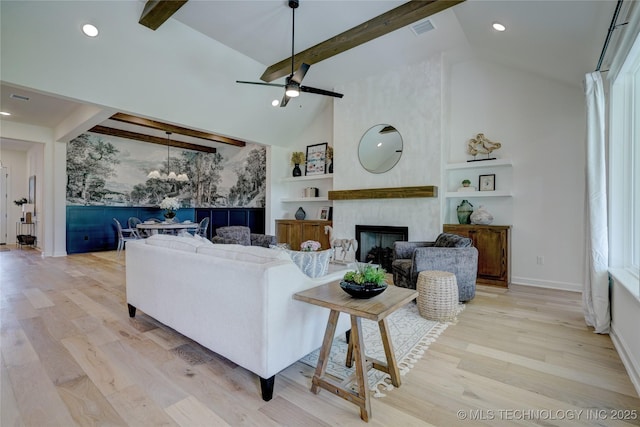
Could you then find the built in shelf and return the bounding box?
[445,190,512,198]
[445,159,512,170]
[281,174,333,182]
[281,197,330,203]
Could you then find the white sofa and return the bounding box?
[125,234,350,401]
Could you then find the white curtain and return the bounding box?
[583,72,610,334]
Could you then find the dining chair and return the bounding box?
[113,218,140,257]
[128,217,144,238]
[196,217,210,238]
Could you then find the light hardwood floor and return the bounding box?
[1,246,639,426]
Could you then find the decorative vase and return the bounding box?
[295,207,306,220]
[164,211,176,222]
[456,200,474,224]
[328,160,333,174]
[292,164,302,177]
[470,205,494,225]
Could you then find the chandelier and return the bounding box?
[147,132,189,182]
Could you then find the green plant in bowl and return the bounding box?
[340,264,388,298]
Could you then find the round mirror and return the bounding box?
[357,124,403,174]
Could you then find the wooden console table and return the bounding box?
[294,282,418,421]
[443,224,511,287]
[275,219,331,250]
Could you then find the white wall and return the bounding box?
[0,0,328,148]
[269,101,334,234]
[448,55,586,291]
[331,56,443,243]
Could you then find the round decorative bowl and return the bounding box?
[339,281,388,299]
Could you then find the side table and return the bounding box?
[417,270,459,321]
[294,282,418,422]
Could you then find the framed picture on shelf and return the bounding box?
[305,143,328,176]
[318,206,331,220]
[479,174,495,191]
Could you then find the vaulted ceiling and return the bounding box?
[0,0,621,151]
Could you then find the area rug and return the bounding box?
[300,302,464,397]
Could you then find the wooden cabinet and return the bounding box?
[276,220,332,251]
[443,224,511,287]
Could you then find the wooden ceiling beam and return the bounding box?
[261,0,465,82]
[110,113,246,147]
[139,0,189,31]
[89,125,217,153]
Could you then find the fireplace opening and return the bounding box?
[355,225,409,272]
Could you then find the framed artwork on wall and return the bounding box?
[28,175,36,215]
[479,174,495,191]
[305,143,328,176]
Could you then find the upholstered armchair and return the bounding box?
[391,233,478,302]
[212,226,276,248]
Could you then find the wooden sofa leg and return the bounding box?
[260,376,275,401]
[127,303,136,318]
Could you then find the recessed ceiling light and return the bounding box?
[82,24,99,37]
[271,99,280,107]
[492,22,506,32]
[0,111,11,116]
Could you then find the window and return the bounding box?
[609,30,640,295]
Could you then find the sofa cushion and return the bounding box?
[145,234,206,253]
[285,249,332,278]
[197,244,291,264]
[434,233,472,248]
[193,233,214,246]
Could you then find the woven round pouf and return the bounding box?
[417,270,459,321]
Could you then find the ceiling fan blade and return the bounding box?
[236,80,285,88]
[300,86,344,98]
[290,63,310,85]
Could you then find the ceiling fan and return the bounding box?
[236,0,344,107]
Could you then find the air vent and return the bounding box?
[10,94,30,101]
[410,19,435,36]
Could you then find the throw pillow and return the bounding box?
[285,249,332,278]
[434,233,472,248]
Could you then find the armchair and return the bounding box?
[212,226,276,248]
[392,233,478,302]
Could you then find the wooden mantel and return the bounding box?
[328,186,438,201]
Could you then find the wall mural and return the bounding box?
[66,132,266,208]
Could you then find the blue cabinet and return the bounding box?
[66,206,194,254]
[67,206,265,254]
[196,208,265,240]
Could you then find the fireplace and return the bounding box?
[355,225,409,271]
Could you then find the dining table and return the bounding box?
[136,220,199,236]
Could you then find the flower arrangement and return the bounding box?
[291,152,305,166]
[326,146,333,161]
[160,197,180,212]
[342,264,387,287]
[300,240,321,251]
[13,197,28,206]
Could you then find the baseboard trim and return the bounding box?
[511,276,582,292]
[610,325,640,397]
